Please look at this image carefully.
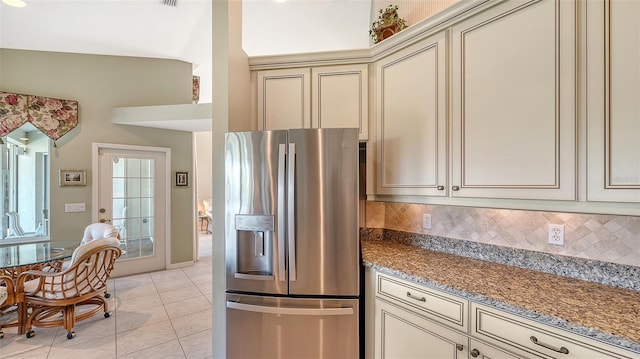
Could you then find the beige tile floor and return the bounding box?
[0,233,213,359]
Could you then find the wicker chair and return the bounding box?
[16,237,122,339]
[60,223,121,273]
[0,275,16,339]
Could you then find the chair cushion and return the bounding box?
[81,223,120,245]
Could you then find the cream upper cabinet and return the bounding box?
[373,31,447,196]
[586,0,640,203]
[312,64,368,140]
[257,68,311,131]
[451,0,577,200]
[257,65,368,140]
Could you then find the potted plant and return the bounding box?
[369,5,408,44]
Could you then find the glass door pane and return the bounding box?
[111,156,155,260]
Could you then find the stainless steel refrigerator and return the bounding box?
[225,128,360,359]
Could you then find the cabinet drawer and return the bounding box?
[376,272,468,331]
[469,338,528,359]
[471,303,638,359]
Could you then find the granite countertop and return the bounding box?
[361,238,640,353]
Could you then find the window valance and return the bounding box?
[0,92,79,145]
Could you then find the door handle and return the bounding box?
[287,142,297,282]
[99,218,112,223]
[277,144,286,282]
[227,301,353,316]
[530,336,569,354]
[406,291,426,302]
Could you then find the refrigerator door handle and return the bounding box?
[287,142,297,281]
[227,301,354,316]
[277,144,287,282]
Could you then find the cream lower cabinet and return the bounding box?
[375,299,469,359]
[586,0,640,203]
[471,303,639,359]
[373,31,447,197]
[469,338,524,359]
[373,271,470,359]
[450,0,576,200]
[370,270,639,359]
[256,64,368,140]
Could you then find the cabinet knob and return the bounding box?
[437,185,444,190]
[452,186,460,191]
[456,344,464,351]
[470,348,480,357]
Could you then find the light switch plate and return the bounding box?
[65,203,86,212]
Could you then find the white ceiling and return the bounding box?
[1,0,214,102]
[0,0,371,131]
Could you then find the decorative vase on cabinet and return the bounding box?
[370,5,408,44]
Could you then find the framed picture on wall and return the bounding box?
[60,169,87,186]
[175,171,189,187]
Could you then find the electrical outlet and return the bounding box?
[548,224,565,246]
[422,214,432,230]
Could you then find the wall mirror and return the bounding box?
[1,123,50,242]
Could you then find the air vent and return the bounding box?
[161,0,177,6]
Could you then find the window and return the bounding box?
[1,124,49,242]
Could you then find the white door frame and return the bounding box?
[91,142,172,271]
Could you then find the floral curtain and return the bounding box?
[0,92,29,137]
[0,91,79,142]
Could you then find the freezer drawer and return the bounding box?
[226,293,360,359]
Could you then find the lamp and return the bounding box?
[2,0,26,7]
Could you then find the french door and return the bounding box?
[92,143,170,277]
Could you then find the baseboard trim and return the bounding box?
[167,261,194,269]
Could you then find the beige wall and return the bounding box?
[0,49,196,265]
[195,131,213,213]
[366,201,640,267]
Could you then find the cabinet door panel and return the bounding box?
[375,299,468,359]
[312,64,368,140]
[375,32,447,196]
[587,0,640,202]
[257,68,311,130]
[451,0,576,200]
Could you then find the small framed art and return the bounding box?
[60,169,87,186]
[175,171,189,187]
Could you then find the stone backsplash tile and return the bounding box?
[365,202,640,267]
[365,201,385,228]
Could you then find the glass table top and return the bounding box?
[0,241,78,269]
